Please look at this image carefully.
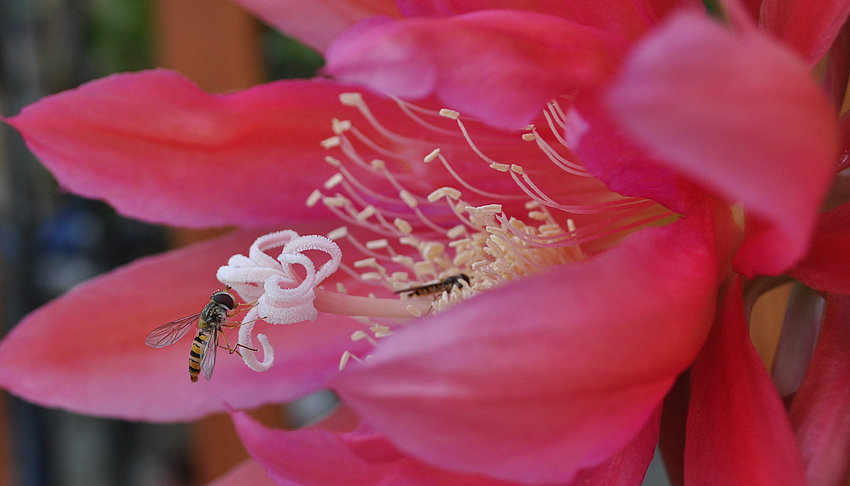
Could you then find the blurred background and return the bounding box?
[0,0,324,484]
[0,1,794,485]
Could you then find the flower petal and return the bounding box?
[3,70,403,228]
[206,459,277,486]
[332,203,726,484]
[230,410,521,486]
[0,227,370,422]
[325,10,623,129]
[685,277,806,485]
[789,202,850,294]
[789,292,850,486]
[229,0,401,53]
[393,0,656,39]
[604,12,839,276]
[760,0,850,65]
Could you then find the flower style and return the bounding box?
[2,0,850,485]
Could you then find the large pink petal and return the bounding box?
[325,10,624,129]
[4,70,398,228]
[789,293,850,486]
[332,203,726,484]
[207,459,277,486]
[568,407,661,485]
[789,202,850,294]
[572,90,708,215]
[685,277,806,485]
[393,0,656,39]
[760,0,850,65]
[229,0,401,53]
[604,12,839,276]
[0,226,370,422]
[230,410,521,486]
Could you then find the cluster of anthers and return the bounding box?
[216,92,673,371]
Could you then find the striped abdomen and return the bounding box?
[188,330,211,383]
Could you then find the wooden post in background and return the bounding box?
[152,1,285,484]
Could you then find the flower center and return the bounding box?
[218,93,675,371]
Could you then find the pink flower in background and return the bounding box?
[2,0,850,485]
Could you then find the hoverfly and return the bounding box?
[145,289,253,382]
[394,273,472,298]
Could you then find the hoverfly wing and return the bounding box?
[145,314,200,348]
[200,328,219,381]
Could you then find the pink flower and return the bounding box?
[2,0,849,485]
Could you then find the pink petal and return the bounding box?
[572,90,708,215]
[230,410,521,486]
[760,0,850,65]
[332,203,726,484]
[685,276,806,485]
[4,70,396,228]
[229,0,401,53]
[568,407,661,485]
[604,12,839,276]
[789,293,850,486]
[325,10,624,129]
[789,202,850,294]
[206,459,277,486]
[394,0,657,39]
[0,226,370,422]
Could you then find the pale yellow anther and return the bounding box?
[390,271,409,282]
[421,242,445,260]
[528,211,548,221]
[510,164,524,174]
[399,235,420,247]
[306,189,323,207]
[471,204,503,215]
[365,239,389,250]
[447,224,466,239]
[320,136,341,149]
[354,257,377,269]
[393,218,413,235]
[448,238,470,248]
[323,196,347,208]
[567,219,577,232]
[424,149,440,163]
[335,282,348,294]
[360,271,384,282]
[327,226,349,240]
[391,254,415,268]
[525,201,540,210]
[400,190,418,208]
[522,133,536,141]
[413,260,435,277]
[371,159,386,170]
[324,156,342,167]
[439,108,460,119]
[332,118,352,134]
[338,92,363,106]
[406,305,423,317]
[356,205,377,221]
[428,187,462,202]
[490,163,510,172]
[324,173,344,189]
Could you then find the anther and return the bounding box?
[424,149,440,163]
[327,227,348,240]
[306,189,322,207]
[356,205,377,221]
[320,136,341,149]
[365,239,389,250]
[324,173,344,189]
[439,108,460,119]
[338,92,364,106]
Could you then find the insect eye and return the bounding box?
[211,291,236,309]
